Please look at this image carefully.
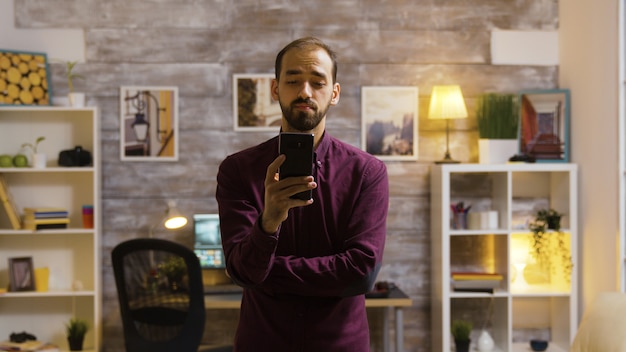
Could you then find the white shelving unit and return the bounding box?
[0,107,100,351]
[431,163,577,352]
[617,1,626,292]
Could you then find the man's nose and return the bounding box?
[298,83,312,99]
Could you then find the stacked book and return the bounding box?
[23,207,69,230]
[451,272,503,293]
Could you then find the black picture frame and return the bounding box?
[8,256,35,292]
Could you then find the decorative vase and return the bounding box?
[32,153,46,168]
[454,339,471,352]
[478,138,518,164]
[477,329,495,351]
[67,336,84,351]
[68,92,85,107]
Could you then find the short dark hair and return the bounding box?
[274,37,338,83]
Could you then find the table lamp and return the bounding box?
[428,85,468,164]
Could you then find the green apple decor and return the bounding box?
[12,154,28,167]
[0,154,12,167]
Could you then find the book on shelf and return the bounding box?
[451,271,503,292]
[23,217,70,230]
[451,272,504,281]
[453,288,495,293]
[0,173,21,229]
[0,340,59,351]
[452,279,502,290]
[23,207,69,218]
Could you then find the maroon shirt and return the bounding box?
[216,132,389,352]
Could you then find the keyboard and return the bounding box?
[203,284,243,295]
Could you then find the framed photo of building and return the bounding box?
[0,49,51,106]
[233,73,282,131]
[120,86,179,161]
[361,86,419,161]
[8,256,35,292]
[518,89,570,163]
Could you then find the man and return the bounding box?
[216,37,389,351]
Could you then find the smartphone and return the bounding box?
[278,132,314,200]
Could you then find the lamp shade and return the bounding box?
[163,201,188,230]
[428,85,468,120]
[131,113,149,142]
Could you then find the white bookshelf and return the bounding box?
[0,107,100,351]
[431,163,577,352]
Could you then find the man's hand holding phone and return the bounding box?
[260,133,316,233]
[278,132,315,200]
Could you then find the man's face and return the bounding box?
[271,48,340,132]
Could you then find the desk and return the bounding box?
[204,287,412,352]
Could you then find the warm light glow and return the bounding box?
[428,85,468,120]
[512,262,529,289]
[163,201,188,229]
[164,215,187,229]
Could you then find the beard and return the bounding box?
[280,97,331,131]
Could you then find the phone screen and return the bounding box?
[278,132,314,200]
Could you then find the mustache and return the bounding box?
[291,98,317,109]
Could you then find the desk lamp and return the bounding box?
[428,85,468,164]
[149,201,188,237]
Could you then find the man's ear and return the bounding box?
[271,78,279,101]
[331,82,341,105]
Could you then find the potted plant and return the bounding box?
[158,256,187,291]
[20,136,46,168]
[451,319,473,352]
[65,61,85,107]
[65,318,89,351]
[529,208,573,283]
[476,93,520,163]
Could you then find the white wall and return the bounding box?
[559,0,621,317]
[0,0,84,61]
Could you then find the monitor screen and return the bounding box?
[193,214,225,269]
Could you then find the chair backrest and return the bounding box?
[112,238,206,352]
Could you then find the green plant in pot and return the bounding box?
[476,93,520,163]
[20,136,46,168]
[66,318,89,351]
[158,256,187,291]
[529,208,573,283]
[65,61,85,107]
[451,319,473,352]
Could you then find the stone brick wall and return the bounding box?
[14,1,559,351]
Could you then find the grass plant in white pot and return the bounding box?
[476,93,519,164]
[65,61,85,107]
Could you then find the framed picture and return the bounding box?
[233,73,282,131]
[8,256,35,292]
[0,49,51,106]
[361,86,419,161]
[120,86,179,161]
[519,89,570,163]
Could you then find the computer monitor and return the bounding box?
[193,214,225,269]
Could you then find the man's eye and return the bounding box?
[314,81,326,87]
[286,80,297,85]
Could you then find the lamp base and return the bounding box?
[435,152,460,164]
[435,159,460,164]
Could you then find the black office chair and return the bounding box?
[112,238,232,352]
